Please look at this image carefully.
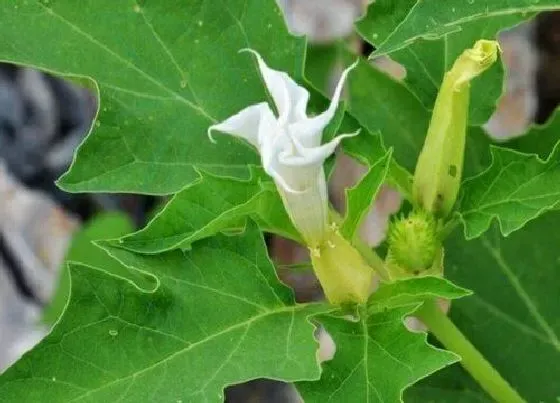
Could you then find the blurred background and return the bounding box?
[1,2,559,401]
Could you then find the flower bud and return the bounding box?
[310,224,374,305]
[413,40,499,217]
[385,210,443,280]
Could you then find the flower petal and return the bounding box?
[207,102,273,147]
[288,60,358,147]
[240,49,309,125]
[282,130,360,167]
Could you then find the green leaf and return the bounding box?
[345,56,430,175]
[368,1,560,57]
[362,21,506,125]
[0,227,326,402]
[116,169,297,254]
[355,0,417,46]
[368,277,472,312]
[405,362,490,402]
[342,120,414,199]
[297,277,467,402]
[504,109,560,159]
[406,385,489,402]
[341,149,392,241]
[443,212,560,402]
[0,0,304,194]
[297,309,457,402]
[459,138,560,240]
[42,212,142,324]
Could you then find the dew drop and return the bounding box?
[180,80,187,88]
[52,377,56,382]
[109,329,118,336]
[197,20,203,27]
[133,4,141,13]
[451,7,456,12]
[267,23,272,28]
[371,33,379,40]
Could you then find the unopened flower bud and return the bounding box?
[413,40,500,217]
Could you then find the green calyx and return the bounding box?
[310,223,374,305]
[386,210,443,280]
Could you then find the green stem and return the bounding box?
[416,299,526,403]
[352,237,390,282]
[438,214,461,240]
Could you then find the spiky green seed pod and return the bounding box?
[386,211,442,280]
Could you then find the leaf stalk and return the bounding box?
[416,299,526,403]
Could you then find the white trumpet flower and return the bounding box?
[208,49,358,246]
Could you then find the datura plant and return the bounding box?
[0,2,559,403]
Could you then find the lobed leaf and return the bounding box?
[115,168,298,254]
[0,227,326,402]
[365,0,560,57]
[442,212,560,402]
[359,16,508,125]
[42,212,144,324]
[459,140,560,239]
[0,0,305,194]
[298,276,468,402]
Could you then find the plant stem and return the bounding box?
[352,237,390,282]
[416,299,526,403]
